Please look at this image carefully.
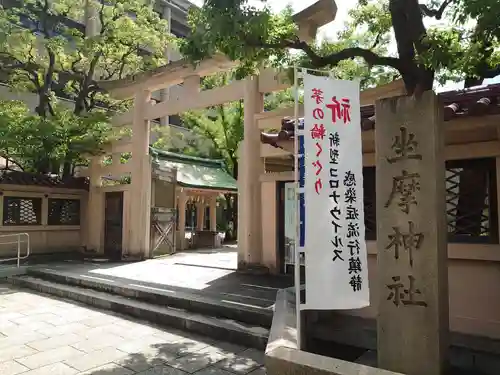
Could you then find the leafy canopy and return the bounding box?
[0,0,173,175]
[181,0,500,93]
[0,100,116,174]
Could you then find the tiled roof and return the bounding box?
[0,170,89,190]
[261,83,500,147]
[150,148,237,191]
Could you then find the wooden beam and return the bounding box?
[112,111,133,128]
[182,187,236,195]
[101,137,132,154]
[256,81,405,130]
[257,106,303,130]
[99,54,237,99]
[361,116,500,153]
[362,140,500,167]
[259,171,294,182]
[99,162,133,178]
[445,140,500,160]
[261,114,500,158]
[261,144,292,158]
[144,79,246,120]
[449,113,500,132]
[265,157,293,166]
[258,68,291,93]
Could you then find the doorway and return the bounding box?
[277,181,305,276]
[104,192,124,260]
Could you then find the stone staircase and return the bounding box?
[8,268,274,349]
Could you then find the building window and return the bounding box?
[18,13,84,38]
[2,197,42,226]
[48,199,80,226]
[170,19,189,38]
[362,158,498,244]
[169,115,182,127]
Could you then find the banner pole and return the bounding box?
[293,65,301,349]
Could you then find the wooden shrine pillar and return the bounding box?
[210,195,217,232]
[128,90,153,259]
[196,200,205,231]
[177,189,187,251]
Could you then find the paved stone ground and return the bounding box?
[0,283,267,375]
[31,249,292,309]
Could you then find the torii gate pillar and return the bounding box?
[238,76,264,268]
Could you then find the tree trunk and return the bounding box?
[464,17,491,88]
[62,160,72,179]
[35,93,50,118]
[51,161,60,175]
[389,0,434,95]
[34,158,51,174]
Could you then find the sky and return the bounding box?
[190,0,499,90]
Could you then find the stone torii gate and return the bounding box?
[94,53,404,263]
[89,0,342,265]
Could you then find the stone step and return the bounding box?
[9,275,269,350]
[0,265,27,279]
[26,268,273,329]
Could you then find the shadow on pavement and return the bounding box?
[0,283,266,375]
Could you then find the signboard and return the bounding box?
[300,73,369,310]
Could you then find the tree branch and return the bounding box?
[98,1,123,34]
[0,153,25,171]
[419,0,455,20]
[100,45,140,81]
[249,37,404,73]
[69,53,84,75]
[371,32,383,50]
[217,104,232,159]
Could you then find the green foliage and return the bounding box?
[181,1,296,78]
[181,0,400,87]
[0,100,115,173]
[182,0,500,90]
[419,0,500,84]
[0,0,173,175]
[0,0,172,110]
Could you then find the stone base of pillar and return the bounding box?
[237,261,271,275]
[121,253,147,262]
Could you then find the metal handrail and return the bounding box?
[0,233,30,268]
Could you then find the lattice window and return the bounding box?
[446,159,497,243]
[48,199,80,226]
[361,159,498,244]
[2,197,42,226]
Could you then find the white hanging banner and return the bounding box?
[301,73,370,310]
